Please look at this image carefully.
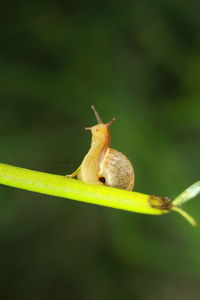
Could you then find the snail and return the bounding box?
[67,105,134,191]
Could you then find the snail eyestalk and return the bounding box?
[91,105,103,124]
[107,118,116,127]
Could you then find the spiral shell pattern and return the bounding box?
[99,148,134,191]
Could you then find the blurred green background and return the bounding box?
[0,1,200,299]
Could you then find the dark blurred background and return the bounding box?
[0,1,200,299]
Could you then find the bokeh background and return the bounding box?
[1,1,200,299]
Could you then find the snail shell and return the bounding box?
[99,148,134,191]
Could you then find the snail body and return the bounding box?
[68,106,134,191]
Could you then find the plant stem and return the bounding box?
[0,163,199,225]
[171,206,196,226]
[0,163,167,215]
[172,181,200,206]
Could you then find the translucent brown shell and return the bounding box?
[99,148,134,191]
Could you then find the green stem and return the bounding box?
[172,181,200,206]
[171,206,197,226]
[0,163,199,226]
[0,163,166,215]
